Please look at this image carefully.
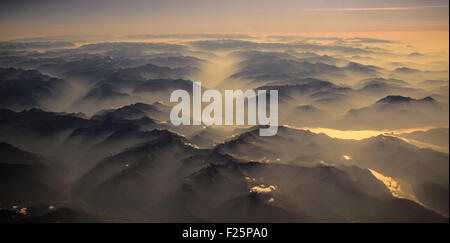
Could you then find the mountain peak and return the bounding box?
[376,95,413,104]
[420,96,436,102]
[376,95,437,104]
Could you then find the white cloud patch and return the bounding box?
[250,185,277,194]
[18,208,27,215]
[369,169,404,198]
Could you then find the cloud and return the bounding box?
[369,169,405,198]
[250,185,277,194]
[123,33,256,40]
[189,40,374,54]
[0,41,75,50]
[345,37,396,44]
[304,5,449,12]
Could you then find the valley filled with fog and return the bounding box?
[0,35,448,222]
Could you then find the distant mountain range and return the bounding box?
[0,39,448,222]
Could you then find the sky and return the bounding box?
[0,0,448,49]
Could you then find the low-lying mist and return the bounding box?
[0,35,448,222]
